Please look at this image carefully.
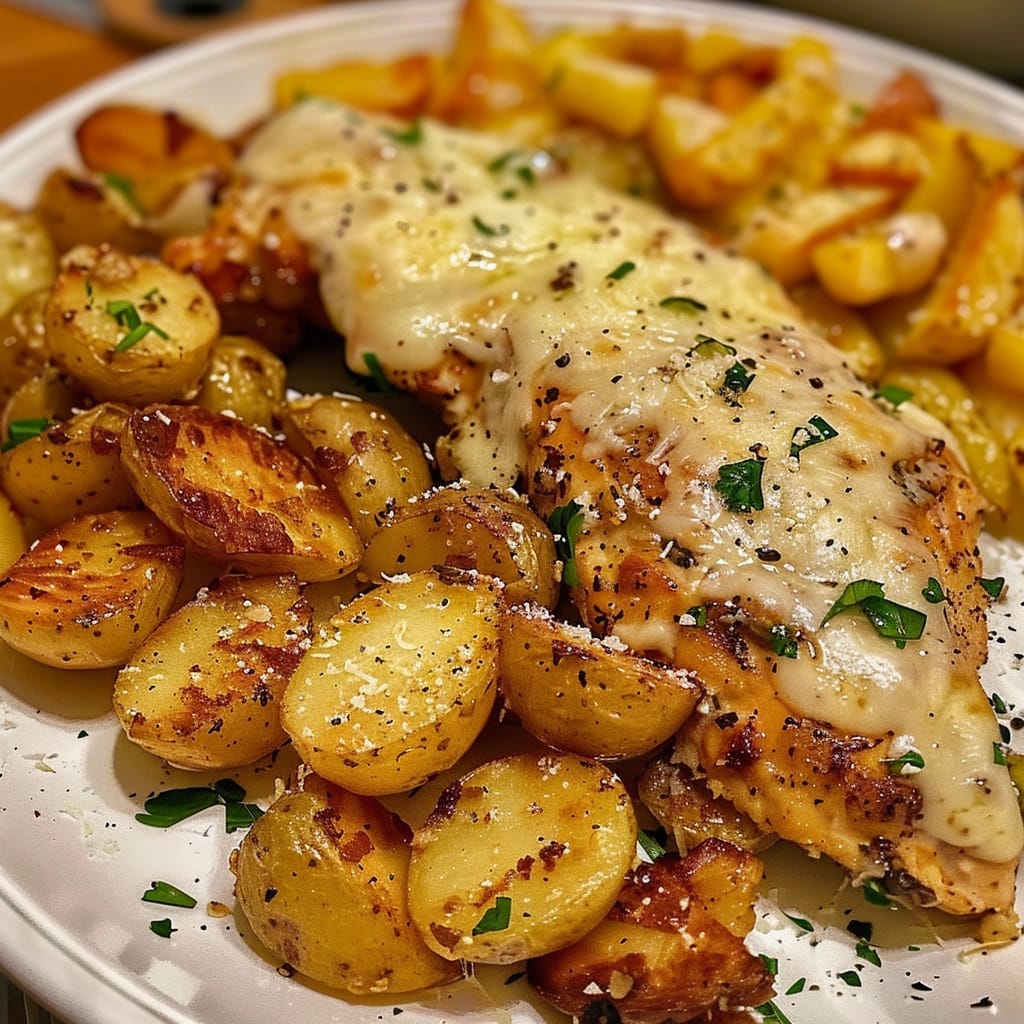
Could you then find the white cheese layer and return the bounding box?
[240,101,1023,864]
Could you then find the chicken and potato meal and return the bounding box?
[2,0,1024,1021]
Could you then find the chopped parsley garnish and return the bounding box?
[993,742,1009,766]
[103,171,144,215]
[549,500,584,587]
[784,911,814,932]
[685,605,708,627]
[688,335,736,358]
[150,918,176,939]
[821,579,926,649]
[981,576,1006,600]
[769,624,799,659]
[883,749,925,775]
[606,260,636,280]
[784,978,806,995]
[383,118,424,145]
[715,456,765,512]
[856,939,882,967]
[361,352,393,391]
[659,295,707,313]
[472,214,509,236]
[142,881,198,909]
[637,829,667,861]
[837,969,862,987]
[136,779,261,832]
[861,878,894,907]
[922,577,946,603]
[486,149,537,187]
[991,692,1009,715]
[472,895,512,935]
[1,417,49,451]
[106,299,168,352]
[759,954,779,975]
[875,384,913,406]
[789,415,838,460]
[722,360,755,396]
[756,1001,793,1024]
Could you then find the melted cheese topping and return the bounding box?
[240,102,1023,863]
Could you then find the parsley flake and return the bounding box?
[922,577,946,603]
[1,417,49,452]
[856,939,882,967]
[383,118,424,145]
[789,414,838,460]
[361,352,393,392]
[659,295,707,313]
[981,576,1006,600]
[756,1001,793,1024]
[607,260,636,280]
[136,779,260,833]
[785,978,806,995]
[883,749,925,775]
[149,918,176,939]
[103,172,144,215]
[994,742,1009,767]
[875,384,913,406]
[637,829,667,861]
[142,881,198,909]
[472,895,512,935]
[861,878,894,907]
[688,335,736,358]
[715,456,765,512]
[821,579,926,649]
[722,360,755,396]
[784,911,814,932]
[549,500,584,587]
[472,214,509,236]
[769,624,799,659]
[838,969,862,987]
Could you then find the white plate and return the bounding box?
[2,3,1024,1023]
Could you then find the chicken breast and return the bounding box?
[237,100,1022,917]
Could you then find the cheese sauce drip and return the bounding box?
[240,102,1023,863]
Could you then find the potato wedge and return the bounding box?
[361,484,559,607]
[0,403,137,528]
[0,488,26,573]
[0,508,184,669]
[277,393,433,543]
[637,757,773,854]
[114,572,312,769]
[231,772,460,994]
[0,289,51,406]
[45,245,220,404]
[34,168,158,255]
[499,604,701,760]
[194,334,286,430]
[408,751,637,964]
[528,841,773,1023]
[120,404,361,581]
[274,55,433,115]
[0,204,56,319]
[282,569,501,794]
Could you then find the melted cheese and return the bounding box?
[240,102,1023,864]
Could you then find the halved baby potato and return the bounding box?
[231,771,462,995]
[45,244,219,404]
[0,488,26,573]
[0,402,138,528]
[408,751,637,964]
[113,572,313,770]
[120,404,362,581]
[499,604,701,760]
[0,508,184,668]
[528,840,774,1023]
[281,568,502,794]
[361,484,560,607]
[194,334,287,431]
[278,393,433,543]
[0,367,89,442]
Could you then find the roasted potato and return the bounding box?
[0,508,184,668]
[119,404,362,581]
[45,245,220,404]
[281,569,502,794]
[194,334,287,430]
[528,840,774,1023]
[499,603,701,760]
[231,772,461,994]
[360,484,560,607]
[0,204,56,319]
[638,757,774,854]
[0,367,89,441]
[0,289,51,406]
[278,393,433,542]
[34,168,158,255]
[408,751,637,964]
[0,403,137,528]
[113,572,313,770]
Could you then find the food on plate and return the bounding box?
[2,0,1024,1022]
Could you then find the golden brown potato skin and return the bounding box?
[528,840,774,1023]
[120,403,362,581]
[0,508,184,668]
[114,572,313,770]
[231,772,461,995]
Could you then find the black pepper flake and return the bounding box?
[970,997,994,1008]
[550,262,577,291]
[809,377,824,389]
[554,353,571,368]
[543,387,561,405]
[714,711,739,729]
[911,982,933,992]
[756,547,781,562]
